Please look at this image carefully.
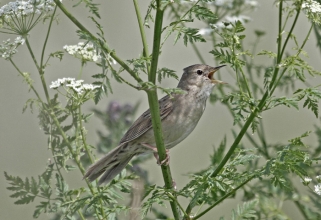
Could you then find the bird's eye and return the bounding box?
[196,70,203,75]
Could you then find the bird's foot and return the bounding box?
[153,151,170,166]
[141,143,170,166]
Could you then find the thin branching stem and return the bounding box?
[133,0,150,74]
[192,174,256,219]
[169,4,206,64]
[40,6,57,69]
[279,1,302,61]
[210,0,303,180]
[271,23,314,94]
[9,59,42,100]
[161,0,201,48]
[78,106,94,163]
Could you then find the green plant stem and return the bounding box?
[210,0,304,179]
[78,211,86,220]
[49,111,105,220]
[270,0,301,89]
[53,0,143,85]
[279,1,302,61]
[25,31,105,217]
[9,59,42,100]
[276,0,283,64]
[147,1,180,219]
[133,0,150,74]
[192,174,256,220]
[271,23,314,94]
[106,59,141,90]
[210,90,269,179]
[40,6,57,69]
[79,106,94,163]
[218,87,264,151]
[240,41,268,156]
[25,38,50,101]
[294,200,309,219]
[166,192,188,217]
[230,30,251,98]
[161,0,201,48]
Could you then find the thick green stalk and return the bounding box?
[147,1,180,219]
[276,0,283,64]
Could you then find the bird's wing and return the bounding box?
[119,95,173,145]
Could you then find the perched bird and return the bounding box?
[84,64,225,185]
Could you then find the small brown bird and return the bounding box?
[84,64,225,185]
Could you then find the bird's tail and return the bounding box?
[84,143,134,185]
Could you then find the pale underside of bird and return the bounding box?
[84,64,225,185]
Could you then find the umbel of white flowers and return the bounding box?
[49,78,100,95]
[0,37,25,59]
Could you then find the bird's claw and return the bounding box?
[154,151,170,166]
[141,143,170,166]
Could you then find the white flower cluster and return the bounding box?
[300,176,312,185]
[315,184,321,195]
[49,77,100,94]
[0,36,25,59]
[0,0,55,19]
[300,175,321,196]
[302,0,321,13]
[64,42,117,64]
[63,42,101,62]
[302,0,321,24]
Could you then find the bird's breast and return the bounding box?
[161,93,207,148]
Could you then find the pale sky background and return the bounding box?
[0,0,320,219]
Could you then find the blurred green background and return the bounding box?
[0,0,320,219]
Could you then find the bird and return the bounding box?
[84,64,225,185]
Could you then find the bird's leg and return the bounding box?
[141,143,170,166]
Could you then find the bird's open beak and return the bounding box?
[208,65,226,84]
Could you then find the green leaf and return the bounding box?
[49,51,64,61]
[235,20,245,33]
[73,0,101,18]
[232,200,258,220]
[191,5,217,22]
[157,67,178,83]
[92,73,105,79]
[211,136,226,166]
[293,88,321,117]
[288,131,312,147]
[14,195,35,205]
[33,201,49,218]
[257,50,277,58]
[174,27,206,46]
[31,177,38,195]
